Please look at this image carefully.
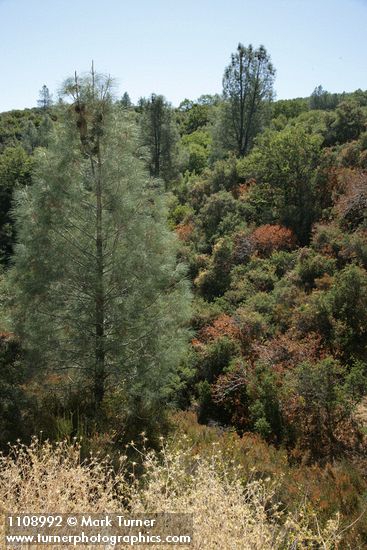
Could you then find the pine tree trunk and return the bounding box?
[93,139,105,413]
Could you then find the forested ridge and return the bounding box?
[1,45,367,547]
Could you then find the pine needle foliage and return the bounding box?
[11,71,191,417]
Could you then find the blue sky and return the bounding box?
[0,0,366,111]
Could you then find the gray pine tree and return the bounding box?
[216,44,275,157]
[37,85,53,110]
[12,72,191,418]
[139,94,179,187]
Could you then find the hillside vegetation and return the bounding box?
[1,46,367,547]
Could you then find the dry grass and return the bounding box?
[0,437,342,549]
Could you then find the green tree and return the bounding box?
[139,94,179,186]
[219,43,275,157]
[199,190,243,245]
[0,109,43,152]
[195,238,233,300]
[37,85,53,110]
[120,92,132,109]
[331,100,366,143]
[309,85,339,111]
[272,97,309,119]
[11,72,191,420]
[177,100,211,135]
[318,264,367,360]
[0,146,33,263]
[22,115,53,153]
[180,129,212,174]
[247,363,282,440]
[239,126,322,244]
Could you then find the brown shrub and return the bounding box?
[250,225,297,257]
[198,313,241,343]
[252,331,325,374]
[175,221,194,242]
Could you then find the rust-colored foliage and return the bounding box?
[191,314,241,355]
[198,313,241,344]
[283,394,364,465]
[175,221,194,242]
[250,224,297,256]
[252,331,325,374]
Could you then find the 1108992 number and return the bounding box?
[7,515,63,528]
